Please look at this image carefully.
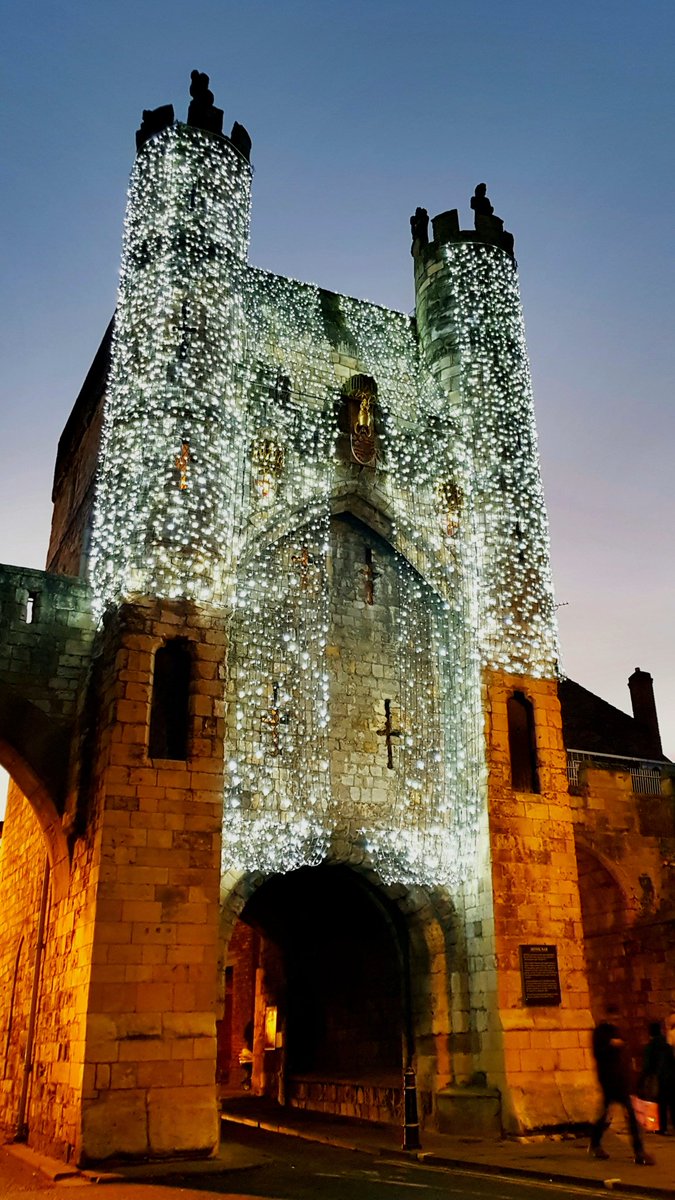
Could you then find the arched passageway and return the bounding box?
[0,739,69,900]
[576,844,628,1023]
[220,864,409,1122]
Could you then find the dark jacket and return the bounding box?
[641,1033,675,1087]
[592,1021,631,1096]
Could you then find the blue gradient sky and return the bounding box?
[1,0,674,784]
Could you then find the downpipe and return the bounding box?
[403,1062,421,1151]
[15,859,50,1142]
[401,933,421,1151]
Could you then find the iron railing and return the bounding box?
[567,749,665,795]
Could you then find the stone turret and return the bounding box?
[411,187,557,678]
[411,190,595,1134]
[90,75,253,615]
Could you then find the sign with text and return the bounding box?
[520,944,562,1006]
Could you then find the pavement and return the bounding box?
[220,1093,675,1198]
[0,1139,270,1195]
[1,1093,674,1199]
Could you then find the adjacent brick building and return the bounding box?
[0,73,673,1163]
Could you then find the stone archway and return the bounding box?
[219,860,457,1126]
[0,736,69,900]
[575,842,629,1023]
[223,864,406,1121]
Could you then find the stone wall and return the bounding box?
[0,593,228,1163]
[78,597,226,1162]
[326,516,439,835]
[0,784,49,1141]
[572,765,675,1063]
[47,411,103,578]
[0,565,95,883]
[0,774,104,1161]
[0,567,94,723]
[219,920,258,1084]
[480,669,597,1131]
[288,1077,402,1123]
[47,322,111,576]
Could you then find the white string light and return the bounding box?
[89,124,558,890]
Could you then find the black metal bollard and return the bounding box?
[402,1065,421,1150]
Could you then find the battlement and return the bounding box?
[410,184,515,260]
[135,69,251,161]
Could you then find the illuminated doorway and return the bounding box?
[221,864,405,1121]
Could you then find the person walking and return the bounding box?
[589,1005,654,1165]
[639,1021,675,1136]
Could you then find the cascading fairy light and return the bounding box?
[89,123,252,613]
[88,111,558,889]
[319,291,486,885]
[436,242,559,678]
[221,270,337,873]
[219,275,487,888]
[222,520,332,874]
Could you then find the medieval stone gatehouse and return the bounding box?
[0,74,673,1164]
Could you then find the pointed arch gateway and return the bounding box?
[218,862,456,1125]
[574,840,631,1023]
[219,491,468,1125]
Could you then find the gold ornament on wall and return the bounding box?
[175,440,191,490]
[436,479,463,537]
[251,435,284,501]
[261,682,289,756]
[344,374,378,466]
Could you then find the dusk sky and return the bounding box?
[1,0,674,813]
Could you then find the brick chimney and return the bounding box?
[628,668,663,758]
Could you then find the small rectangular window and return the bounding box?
[507,691,540,793]
[148,638,191,760]
[24,592,38,625]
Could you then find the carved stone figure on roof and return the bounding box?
[410,206,429,252]
[187,70,224,136]
[470,183,494,221]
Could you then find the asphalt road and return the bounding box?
[92,1126,617,1200]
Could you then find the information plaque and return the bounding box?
[520,944,561,1006]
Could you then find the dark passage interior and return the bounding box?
[576,845,628,1023]
[220,864,405,1118]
